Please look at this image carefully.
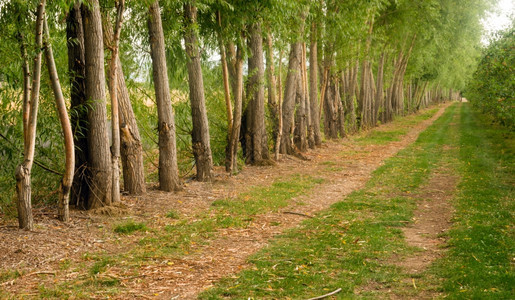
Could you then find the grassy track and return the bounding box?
[200,103,514,299]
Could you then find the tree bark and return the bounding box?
[107,1,124,204]
[323,74,339,139]
[265,31,280,153]
[216,11,233,136]
[66,0,89,209]
[245,22,271,165]
[309,23,322,147]
[101,15,146,195]
[82,0,112,209]
[183,2,213,180]
[148,0,182,190]
[274,49,283,160]
[280,42,302,155]
[16,0,46,230]
[43,18,75,222]
[294,62,307,152]
[227,45,244,173]
[302,43,315,149]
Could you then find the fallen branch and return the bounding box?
[307,288,342,300]
[25,271,56,277]
[283,211,314,218]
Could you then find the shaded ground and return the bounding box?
[0,103,451,298]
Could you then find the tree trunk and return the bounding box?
[107,1,124,204]
[280,42,302,155]
[294,64,307,152]
[226,45,244,173]
[216,11,233,137]
[274,49,284,160]
[82,0,112,209]
[265,31,279,152]
[323,74,339,139]
[148,0,182,190]
[309,23,322,147]
[101,14,146,195]
[183,2,213,180]
[43,18,75,222]
[245,22,271,165]
[16,0,46,230]
[66,0,90,209]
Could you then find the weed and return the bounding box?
[165,209,180,219]
[113,220,148,234]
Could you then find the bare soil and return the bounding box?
[0,103,451,299]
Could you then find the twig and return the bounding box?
[307,288,342,300]
[283,211,314,218]
[25,271,56,277]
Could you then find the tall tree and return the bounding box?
[82,0,112,209]
[43,18,74,222]
[66,0,89,209]
[148,0,182,191]
[102,11,146,195]
[15,0,46,230]
[106,0,125,204]
[183,1,213,180]
[308,22,322,147]
[280,41,302,155]
[245,21,271,165]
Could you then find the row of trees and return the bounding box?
[466,22,514,128]
[0,0,490,230]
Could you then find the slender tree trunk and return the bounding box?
[375,52,385,126]
[16,0,46,229]
[148,0,182,190]
[82,0,112,209]
[280,42,302,154]
[216,11,233,136]
[184,2,213,179]
[67,1,89,208]
[265,31,279,151]
[309,23,322,146]
[17,32,31,148]
[246,22,271,164]
[43,18,75,222]
[227,45,243,173]
[274,49,283,160]
[323,74,338,139]
[294,64,307,152]
[106,1,124,204]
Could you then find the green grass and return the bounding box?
[428,103,514,298]
[200,103,514,299]
[113,220,148,234]
[355,107,440,145]
[165,209,180,219]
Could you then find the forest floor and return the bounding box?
[1,102,513,299]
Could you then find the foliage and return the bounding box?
[466,24,515,128]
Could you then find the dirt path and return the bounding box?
[0,103,451,298]
[122,103,452,299]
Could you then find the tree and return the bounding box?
[148,0,182,191]
[183,1,214,180]
[102,8,146,195]
[43,17,74,222]
[15,0,46,230]
[245,21,272,165]
[66,0,89,209]
[82,0,112,209]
